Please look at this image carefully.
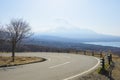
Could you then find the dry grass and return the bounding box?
[111,55,120,80]
[79,71,108,80]
[0,56,46,67]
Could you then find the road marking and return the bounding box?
[48,58,51,61]
[63,56,71,58]
[49,62,70,69]
[63,57,100,80]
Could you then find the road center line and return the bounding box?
[63,57,100,80]
[49,62,70,69]
[63,56,71,58]
[48,58,51,61]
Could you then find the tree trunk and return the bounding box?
[12,41,16,62]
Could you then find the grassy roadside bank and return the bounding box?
[0,53,46,67]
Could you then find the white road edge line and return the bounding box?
[63,57,100,80]
[49,62,70,69]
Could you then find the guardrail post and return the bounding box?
[108,55,110,65]
[101,57,105,69]
[110,53,112,62]
[108,54,112,65]
[92,51,94,56]
[84,51,86,55]
[100,51,103,58]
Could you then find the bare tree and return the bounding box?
[0,25,3,45]
[0,25,3,39]
[7,19,32,62]
[0,25,5,44]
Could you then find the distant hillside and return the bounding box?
[24,38,120,55]
[31,33,120,42]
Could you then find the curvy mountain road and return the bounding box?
[0,52,100,80]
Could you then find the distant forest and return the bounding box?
[0,39,120,55]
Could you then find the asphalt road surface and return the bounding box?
[0,52,100,80]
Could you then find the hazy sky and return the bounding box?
[0,0,120,36]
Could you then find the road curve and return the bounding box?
[0,52,100,80]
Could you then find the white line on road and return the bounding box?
[63,57,100,80]
[49,62,70,69]
[63,56,71,58]
[48,58,51,61]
